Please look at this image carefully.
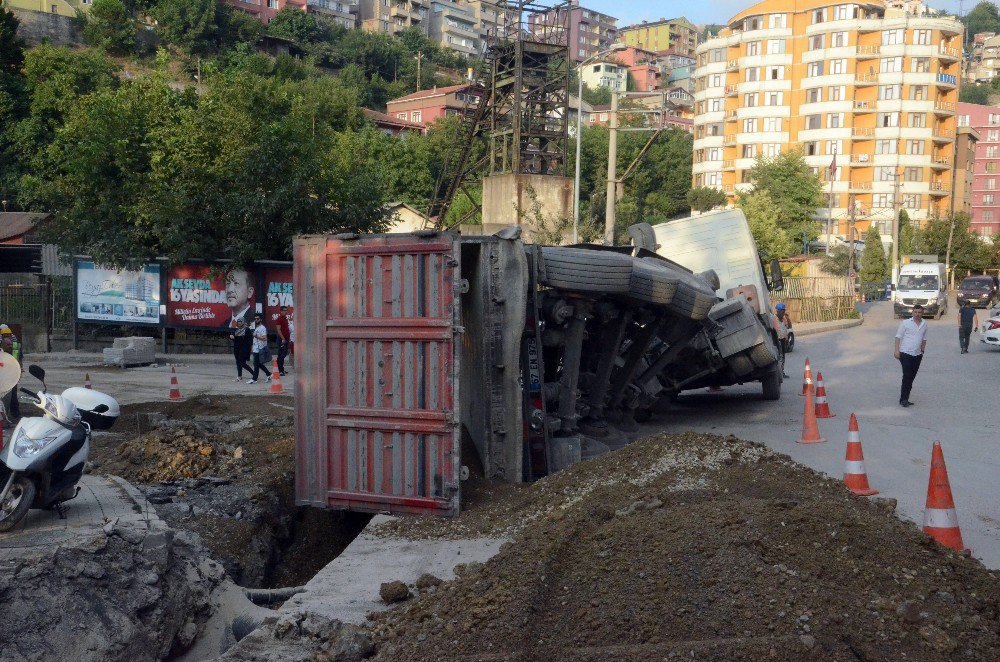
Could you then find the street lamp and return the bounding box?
[573,43,627,244]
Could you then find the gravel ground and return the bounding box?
[366,432,1000,661]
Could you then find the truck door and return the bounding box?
[294,232,461,516]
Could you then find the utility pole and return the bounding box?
[416,51,422,91]
[826,167,835,255]
[891,167,901,288]
[604,90,619,245]
[848,194,858,278]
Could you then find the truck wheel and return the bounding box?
[761,368,781,401]
[0,477,35,532]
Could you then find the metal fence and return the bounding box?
[771,276,860,324]
[0,282,48,327]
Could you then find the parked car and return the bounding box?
[957,275,999,309]
[981,309,1000,350]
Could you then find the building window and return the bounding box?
[806,115,821,130]
[832,31,849,47]
[808,35,824,50]
[742,144,757,158]
[767,91,782,106]
[767,39,785,54]
[804,141,819,155]
[707,147,723,161]
[914,29,931,45]
[905,167,922,181]
[876,167,895,182]
[807,61,824,77]
[827,113,844,128]
[878,85,900,100]
[764,117,782,132]
[880,57,902,73]
[747,41,761,56]
[910,86,927,101]
[874,193,893,208]
[768,66,783,80]
[743,118,758,132]
[828,85,845,100]
[988,179,997,190]
[876,139,897,154]
[411,111,422,123]
[906,140,925,155]
[746,67,759,82]
[983,194,994,205]
[902,194,921,209]
[745,92,758,107]
[882,29,904,46]
[912,58,930,73]
[710,73,723,87]
[806,88,822,103]
[959,114,970,127]
[878,112,898,127]
[769,14,786,29]
[825,139,842,155]
[988,162,998,173]
[908,113,926,128]
[989,130,1000,141]
[709,98,724,112]
[833,4,855,20]
[988,146,999,158]
[396,112,408,120]
[762,143,781,157]
[990,113,1000,125]
[813,8,826,24]
[984,210,995,222]
[830,59,848,74]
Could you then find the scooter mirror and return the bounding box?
[28,364,46,388]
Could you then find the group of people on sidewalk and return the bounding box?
[228,306,294,385]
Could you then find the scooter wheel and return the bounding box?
[0,477,36,532]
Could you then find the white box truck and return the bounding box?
[894,262,948,319]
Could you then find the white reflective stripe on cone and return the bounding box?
[923,507,960,528]
[847,431,860,442]
[844,460,867,474]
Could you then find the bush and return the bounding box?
[82,0,136,55]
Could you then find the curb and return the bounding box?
[796,311,864,338]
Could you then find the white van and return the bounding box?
[894,262,948,319]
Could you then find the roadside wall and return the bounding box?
[10,7,81,45]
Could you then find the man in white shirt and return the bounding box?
[893,304,928,408]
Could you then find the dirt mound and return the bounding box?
[366,433,1000,661]
[114,425,248,482]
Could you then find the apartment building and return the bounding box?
[307,0,358,28]
[967,33,1000,83]
[581,60,626,91]
[618,17,702,59]
[617,46,663,92]
[691,0,962,237]
[428,1,479,56]
[528,2,618,63]
[951,125,978,220]
[224,0,307,24]
[957,103,1000,236]
[359,0,429,35]
[386,83,479,124]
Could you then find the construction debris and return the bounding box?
[365,432,1000,661]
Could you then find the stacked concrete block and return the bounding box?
[103,337,156,368]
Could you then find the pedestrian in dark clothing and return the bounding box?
[229,318,253,381]
[894,304,928,407]
[276,306,291,376]
[957,300,979,354]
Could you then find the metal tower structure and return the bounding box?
[427,1,571,229]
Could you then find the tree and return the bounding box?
[0,6,27,202]
[819,245,853,276]
[748,149,825,240]
[686,186,727,212]
[581,83,611,107]
[266,7,322,47]
[912,213,994,271]
[963,2,1000,39]
[153,0,218,54]
[897,208,917,256]
[960,83,991,105]
[737,190,794,261]
[859,225,888,284]
[82,0,137,54]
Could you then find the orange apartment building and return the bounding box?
[692,0,963,237]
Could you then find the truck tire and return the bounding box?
[761,367,781,401]
[540,247,633,293]
[0,477,35,532]
[629,260,678,304]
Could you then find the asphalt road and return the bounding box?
[645,299,1000,569]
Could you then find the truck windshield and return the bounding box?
[961,279,991,290]
[898,275,939,291]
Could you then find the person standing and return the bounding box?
[957,300,979,354]
[276,306,291,376]
[247,314,272,384]
[229,318,253,381]
[0,325,20,419]
[894,304,928,408]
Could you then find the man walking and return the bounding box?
[894,304,928,408]
[276,306,291,376]
[957,300,979,354]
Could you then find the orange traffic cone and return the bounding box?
[923,442,966,552]
[168,367,182,401]
[800,358,812,396]
[797,379,826,444]
[814,372,835,418]
[270,359,283,394]
[84,372,92,390]
[843,413,878,496]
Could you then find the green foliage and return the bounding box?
[0,6,25,78]
[911,213,996,271]
[152,0,219,54]
[819,245,853,276]
[216,4,265,50]
[737,190,794,261]
[0,6,27,201]
[686,186,727,212]
[897,209,917,256]
[960,83,991,105]
[963,2,1000,38]
[748,149,824,240]
[82,0,137,55]
[860,225,888,283]
[266,7,323,47]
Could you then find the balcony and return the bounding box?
[848,181,872,193]
[851,126,875,140]
[853,100,876,113]
[939,45,961,60]
[934,101,956,115]
[856,45,880,58]
[929,182,950,196]
[725,110,738,121]
[723,135,737,146]
[727,59,739,72]
[849,154,873,166]
[930,157,951,170]
[935,73,958,88]
[932,128,955,143]
[725,84,739,96]
[723,159,736,170]
[722,184,735,193]
[855,73,878,86]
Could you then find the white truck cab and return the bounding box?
[894,262,948,319]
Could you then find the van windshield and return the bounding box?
[898,275,939,291]
[960,279,991,290]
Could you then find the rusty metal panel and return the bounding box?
[295,233,461,516]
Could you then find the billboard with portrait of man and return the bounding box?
[166,264,257,330]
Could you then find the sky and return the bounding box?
[577,1,971,28]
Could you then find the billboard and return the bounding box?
[263,266,293,326]
[166,265,257,329]
[76,261,161,325]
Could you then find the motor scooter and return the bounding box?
[0,364,119,532]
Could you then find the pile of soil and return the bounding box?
[366,433,1000,661]
[113,425,248,482]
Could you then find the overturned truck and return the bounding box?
[295,209,785,517]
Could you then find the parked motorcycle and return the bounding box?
[0,364,119,532]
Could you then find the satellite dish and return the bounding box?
[0,350,21,398]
